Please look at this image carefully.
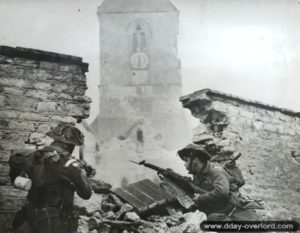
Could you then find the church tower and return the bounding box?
[95,0,189,150]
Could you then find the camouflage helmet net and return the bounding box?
[177,143,211,161]
[46,123,84,146]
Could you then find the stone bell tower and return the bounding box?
[94,0,189,150]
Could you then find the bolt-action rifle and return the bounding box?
[223,153,242,168]
[130,160,206,195]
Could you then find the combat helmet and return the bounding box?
[177,143,211,161]
[46,123,84,146]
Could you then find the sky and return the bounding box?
[1,0,300,123]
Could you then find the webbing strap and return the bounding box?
[64,159,77,168]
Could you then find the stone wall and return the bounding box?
[180,89,300,220]
[0,46,91,232]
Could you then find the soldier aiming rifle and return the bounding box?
[9,123,93,233]
[131,143,262,221]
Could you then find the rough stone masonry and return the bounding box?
[180,88,300,221]
[0,46,91,232]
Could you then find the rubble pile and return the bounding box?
[74,181,207,233]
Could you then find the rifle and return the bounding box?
[224,153,242,167]
[129,160,206,195]
[78,144,96,178]
[78,159,96,178]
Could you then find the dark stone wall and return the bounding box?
[0,46,91,232]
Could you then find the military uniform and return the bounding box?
[178,144,259,221]
[9,124,92,233]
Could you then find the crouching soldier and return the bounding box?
[177,143,259,221]
[9,124,92,233]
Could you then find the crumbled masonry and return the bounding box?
[180,89,300,221]
[74,179,207,233]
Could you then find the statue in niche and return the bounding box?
[130,23,149,70]
[132,24,147,53]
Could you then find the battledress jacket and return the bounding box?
[9,149,92,231]
[192,162,233,215]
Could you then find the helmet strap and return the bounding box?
[189,154,195,172]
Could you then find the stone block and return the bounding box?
[65,103,90,117]
[36,123,58,132]
[39,61,59,70]
[124,212,140,222]
[0,150,10,162]
[51,83,69,92]
[0,176,11,186]
[0,96,4,107]
[8,120,35,131]
[19,112,49,121]
[284,127,296,136]
[50,115,76,123]
[33,69,54,80]
[276,124,285,134]
[210,101,228,112]
[4,95,38,112]
[0,140,27,151]
[0,186,27,208]
[50,74,65,81]
[8,67,26,77]
[69,85,87,95]
[59,64,71,72]
[263,123,277,133]
[0,163,9,176]
[3,86,24,95]
[69,64,83,73]
[0,110,18,119]
[33,82,52,91]
[13,57,38,67]
[48,92,73,100]
[252,120,263,130]
[0,78,31,88]
[73,95,92,103]
[0,130,30,141]
[0,119,9,128]
[36,101,59,112]
[24,89,49,100]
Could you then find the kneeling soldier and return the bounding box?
[177,143,259,221]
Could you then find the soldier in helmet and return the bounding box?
[9,123,92,233]
[177,143,259,221]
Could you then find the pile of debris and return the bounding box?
[74,179,207,233]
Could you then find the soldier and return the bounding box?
[9,124,92,233]
[177,143,259,221]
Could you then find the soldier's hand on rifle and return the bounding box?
[83,164,96,177]
[60,161,83,185]
[193,193,205,205]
